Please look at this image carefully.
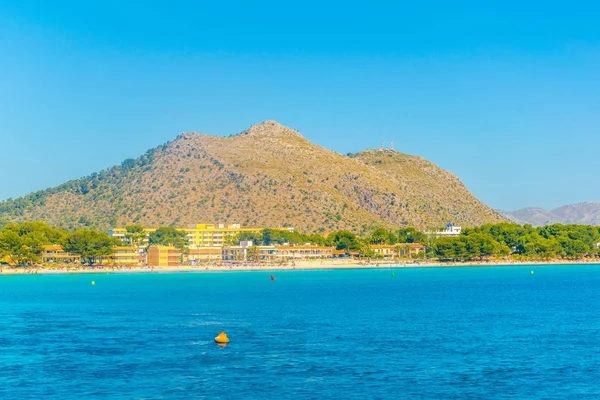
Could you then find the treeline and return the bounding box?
[235,227,428,253]
[236,224,600,260]
[444,223,600,260]
[1,221,599,266]
[0,222,117,265]
[0,223,193,266]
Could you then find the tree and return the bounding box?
[515,234,561,258]
[397,227,426,244]
[231,229,328,247]
[148,227,188,250]
[0,230,39,265]
[537,224,599,258]
[306,233,328,246]
[433,234,508,261]
[0,222,67,266]
[1,221,66,244]
[234,231,263,245]
[224,235,238,246]
[369,227,392,245]
[261,229,274,246]
[261,228,316,246]
[62,230,116,265]
[394,244,412,259]
[359,241,375,258]
[125,224,146,248]
[246,245,260,262]
[328,230,362,252]
[433,237,459,260]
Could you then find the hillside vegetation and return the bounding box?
[0,121,505,233]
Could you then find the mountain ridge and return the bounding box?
[0,121,506,233]
[498,202,600,226]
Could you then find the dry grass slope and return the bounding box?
[0,121,506,233]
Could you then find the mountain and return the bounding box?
[0,121,506,233]
[499,202,600,226]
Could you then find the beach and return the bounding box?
[2,257,599,275]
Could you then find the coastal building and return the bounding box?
[424,222,461,237]
[147,245,181,267]
[187,247,223,263]
[222,241,277,261]
[41,245,81,264]
[109,228,156,246]
[110,223,293,249]
[371,243,426,258]
[332,250,348,258]
[274,245,334,260]
[222,243,335,262]
[182,224,264,248]
[111,246,142,266]
[331,250,361,258]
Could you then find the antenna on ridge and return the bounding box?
[380,138,384,150]
[390,140,394,151]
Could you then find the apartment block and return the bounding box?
[111,246,142,266]
[110,223,293,249]
[147,245,181,267]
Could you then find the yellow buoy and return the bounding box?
[91,280,95,285]
[214,331,230,344]
[530,270,534,275]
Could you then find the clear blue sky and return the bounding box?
[1,0,598,210]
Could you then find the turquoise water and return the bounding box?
[1,266,600,399]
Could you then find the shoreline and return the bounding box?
[2,259,600,275]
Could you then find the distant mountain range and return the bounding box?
[498,202,600,226]
[0,120,506,233]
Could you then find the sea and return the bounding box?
[1,265,600,399]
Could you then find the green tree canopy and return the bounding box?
[327,230,362,251]
[464,223,534,250]
[0,230,39,265]
[396,227,426,244]
[0,222,67,265]
[230,229,329,247]
[368,227,397,245]
[246,245,260,261]
[148,227,188,250]
[125,224,146,247]
[232,231,263,245]
[433,233,509,260]
[62,230,116,265]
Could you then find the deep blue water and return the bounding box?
[1,265,600,399]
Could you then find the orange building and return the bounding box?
[147,245,180,267]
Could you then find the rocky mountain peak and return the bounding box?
[237,120,305,140]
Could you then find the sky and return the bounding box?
[0,0,598,210]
